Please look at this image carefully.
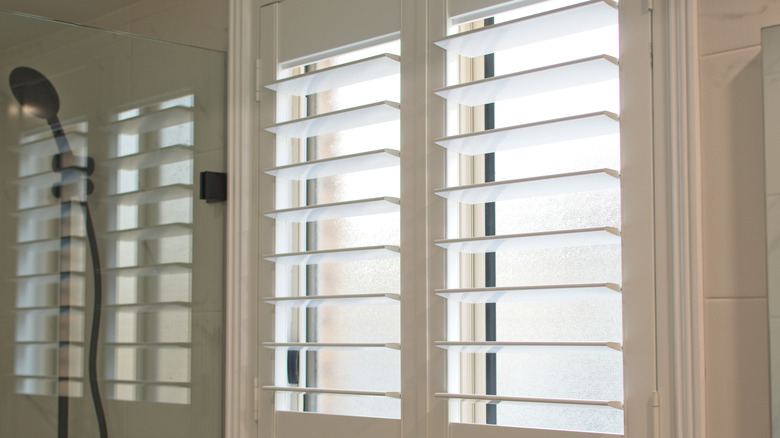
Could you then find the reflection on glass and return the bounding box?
[1,11,225,438]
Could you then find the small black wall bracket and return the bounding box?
[199,171,227,203]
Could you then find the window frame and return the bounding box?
[224,0,705,437]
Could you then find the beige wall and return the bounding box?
[698,1,779,437]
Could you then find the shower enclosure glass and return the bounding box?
[0,11,225,438]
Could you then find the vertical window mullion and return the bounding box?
[483,17,498,426]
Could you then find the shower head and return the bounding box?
[9,66,60,122]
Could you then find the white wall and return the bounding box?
[698,1,777,436]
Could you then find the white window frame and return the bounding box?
[224,0,707,437]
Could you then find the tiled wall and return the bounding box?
[698,1,777,436]
[4,0,228,52]
[85,0,228,51]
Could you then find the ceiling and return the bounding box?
[0,0,147,25]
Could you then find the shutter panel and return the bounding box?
[433,0,625,435]
[261,4,403,432]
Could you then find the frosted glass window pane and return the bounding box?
[495,190,621,235]
[493,135,620,181]
[316,259,400,295]
[495,298,622,342]
[315,305,399,343]
[273,41,402,419]
[312,75,400,114]
[495,403,623,435]
[494,350,623,398]
[315,214,400,249]
[493,28,618,75]
[496,245,622,286]
[315,120,400,156]
[316,349,400,389]
[493,81,620,128]
[281,393,401,419]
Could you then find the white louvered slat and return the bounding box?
[435,283,620,303]
[434,341,621,353]
[435,393,623,410]
[264,245,400,265]
[434,111,618,155]
[434,169,618,204]
[267,53,400,96]
[265,197,400,222]
[267,101,400,138]
[263,342,401,351]
[266,149,399,180]
[264,386,401,398]
[434,55,617,107]
[264,293,400,307]
[434,0,617,58]
[435,227,620,253]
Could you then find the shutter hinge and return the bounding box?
[652,391,661,438]
[253,377,260,422]
[255,58,262,102]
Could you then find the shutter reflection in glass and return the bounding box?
[435,0,624,434]
[104,95,195,404]
[265,40,402,418]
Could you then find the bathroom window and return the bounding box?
[248,0,655,436]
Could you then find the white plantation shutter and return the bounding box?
[431,0,637,436]
[259,1,403,436]
[247,0,655,436]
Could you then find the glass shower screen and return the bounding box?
[0,12,226,438]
